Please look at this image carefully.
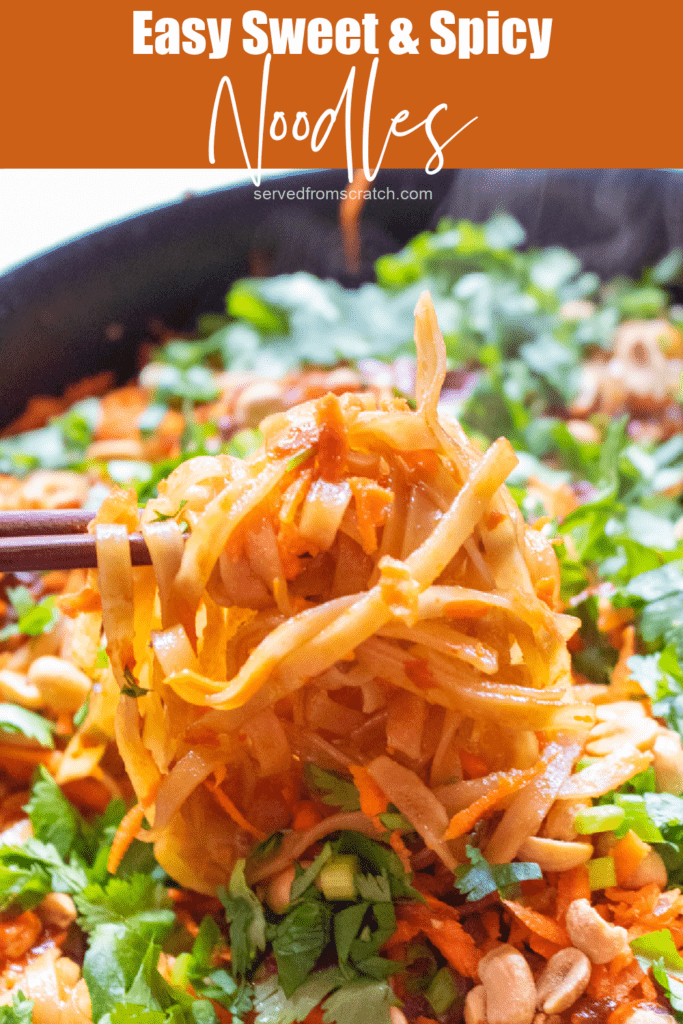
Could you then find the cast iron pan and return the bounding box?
[1,168,682,429]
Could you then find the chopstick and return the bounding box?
[0,510,152,572]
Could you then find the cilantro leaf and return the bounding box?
[321,978,398,1024]
[218,860,266,980]
[24,765,81,855]
[0,586,59,641]
[289,844,333,902]
[631,930,683,1020]
[83,927,175,1021]
[631,929,683,970]
[271,899,333,997]
[152,500,187,523]
[122,667,149,699]
[0,705,55,748]
[75,875,172,932]
[304,765,360,813]
[454,845,542,902]
[0,992,34,1024]
[0,837,89,911]
[354,873,392,904]
[253,969,344,1024]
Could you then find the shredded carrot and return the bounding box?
[204,780,266,841]
[443,601,489,620]
[607,1001,656,1024]
[348,478,393,554]
[611,830,650,885]
[277,519,318,579]
[556,864,591,922]
[397,903,481,978]
[610,960,648,1001]
[610,624,637,693]
[481,910,501,943]
[597,602,634,634]
[350,764,389,819]
[604,883,661,910]
[503,900,570,947]
[609,949,634,978]
[443,765,541,840]
[107,802,146,875]
[457,749,490,779]
[528,933,564,960]
[316,393,347,482]
[587,963,611,999]
[292,801,323,831]
[389,830,412,873]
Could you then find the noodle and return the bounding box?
[2,283,683,1023]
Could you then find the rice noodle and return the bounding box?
[91,292,601,894]
[366,754,455,870]
[485,741,581,864]
[95,523,134,687]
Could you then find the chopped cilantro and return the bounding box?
[218,860,266,980]
[454,845,542,902]
[304,765,360,813]
[0,585,59,641]
[0,705,55,748]
[271,899,333,997]
[152,500,187,523]
[0,992,34,1024]
[122,667,149,699]
[286,447,318,472]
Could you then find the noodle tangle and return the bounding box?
[92,292,594,893]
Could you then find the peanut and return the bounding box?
[27,655,91,713]
[535,947,591,1014]
[478,945,536,1024]
[565,899,630,964]
[265,864,296,915]
[464,985,487,1024]
[37,892,77,930]
[517,836,592,872]
[653,729,683,796]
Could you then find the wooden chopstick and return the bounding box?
[0,510,152,572]
[0,509,94,537]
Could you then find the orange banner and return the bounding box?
[2,0,681,170]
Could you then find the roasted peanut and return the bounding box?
[621,1011,676,1024]
[0,668,42,709]
[585,716,659,756]
[464,985,487,1024]
[54,955,81,994]
[20,470,88,509]
[542,799,591,842]
[265,864,296,915]
[37,892,77,930]
[234,381,286,428]
[517,836,592,872]
[27,655,91,713]
[565,899,630,964]
[478,945,536,1024]
[535,947,591,1013]
[653,729,683,796]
